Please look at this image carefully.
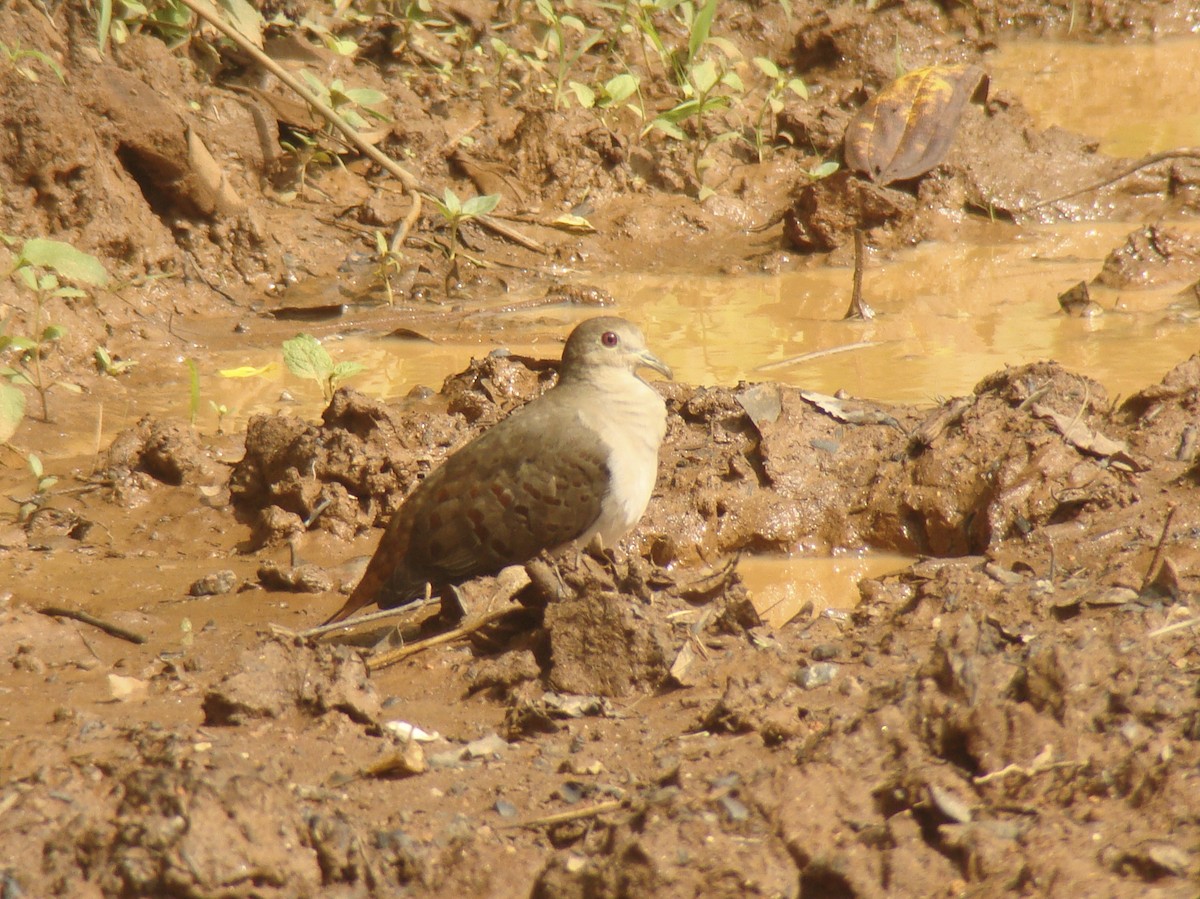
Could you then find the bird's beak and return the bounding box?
[637,349,673,381]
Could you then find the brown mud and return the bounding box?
[2,1,1199,897]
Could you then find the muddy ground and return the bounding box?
[2,1,1200,896]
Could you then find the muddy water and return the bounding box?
[989,37,1200,158]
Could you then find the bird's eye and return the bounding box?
[601,331,619,348]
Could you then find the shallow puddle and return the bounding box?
[988,37,1200,158]
[738,552,912,629]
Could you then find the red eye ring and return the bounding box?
[601,331,619,348]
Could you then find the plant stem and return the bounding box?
[31,289,48,421]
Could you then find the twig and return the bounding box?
[754,340,884,373]
[1139,504,1178,594]
[293,595,440,641]
[504,799,625,830]
[38,606,147,645]
[367,605,517,671]
[176,0,422,248]
[1024,149,1200,212]
[178,0,546,255]
[1147,617,1200,639]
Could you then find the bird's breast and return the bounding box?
[572,373,667,546]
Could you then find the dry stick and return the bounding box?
[1025,149,1200,212]
[367,605,516,671]
[1139,504,1178,594]
[176,0,424,249]
[754,340,884,373]
[177,0,545,255]
[293,595,441,641]
[38,606,148,645]
[1147,617,1200,639]
[505,799,625,830]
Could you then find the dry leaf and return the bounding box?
[845,64,988,185]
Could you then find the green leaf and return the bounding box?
[809,160,841,179]
[648,118,688,140]
[343,87,387,107]
[19,239,109,286]
[602,73,638,105]
[656,97,703,124]
[330,361,365,381]
[569,81,596,108]
[37,273,59,292]
[98,0,114,54]
[15,266,37,291]
[706,36,740,59]
[560,14,585,33]
[0,381,26,443]
[282,333,333,380]
[753,56,780,79]
[690,58,718,95]
[217,0,264,48]
[28,452,43,479]
[3,336,38,353]
[41,324,66,342]
[461,193,500,218]
[719,70,743,92]
[52,286,88,298]
[786,78,808,100]
[698,184,716,201]
[440,187,462,217]
[687,0,717,64]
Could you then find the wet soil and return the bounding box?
[2,1,1200,897]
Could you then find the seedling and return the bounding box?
[13,452,57,523]
[1,237,107,426]
[568,71,643,121]
[282,333,365,401]
[533,0,601,108]
[373,230,406,306]
[750,57,808,162]
[209,401,229,434]
[648,56,744,199]
[432,189,500,260]
[0,40,65,83]
[95,346,138,376]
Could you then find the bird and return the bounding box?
[321,316,672,626]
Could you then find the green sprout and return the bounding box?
[432,188,501,260]
[282,333,365,402]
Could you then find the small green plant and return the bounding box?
[13,452,58,523]
[277,129,339,198]
[209,401,229,434]
[94,346,138,376]
[298,72,391,131]
[750,57,807,162]
[432,188,501,260]
[1,238,107,427]
[648,55,744,199]
[808,159,840,180]
[96,0,196,53]
[0,41,65,83]
[282,333,365,402]
[533,0,601,107]
[568,71,643,122]
[373,230,406,306]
